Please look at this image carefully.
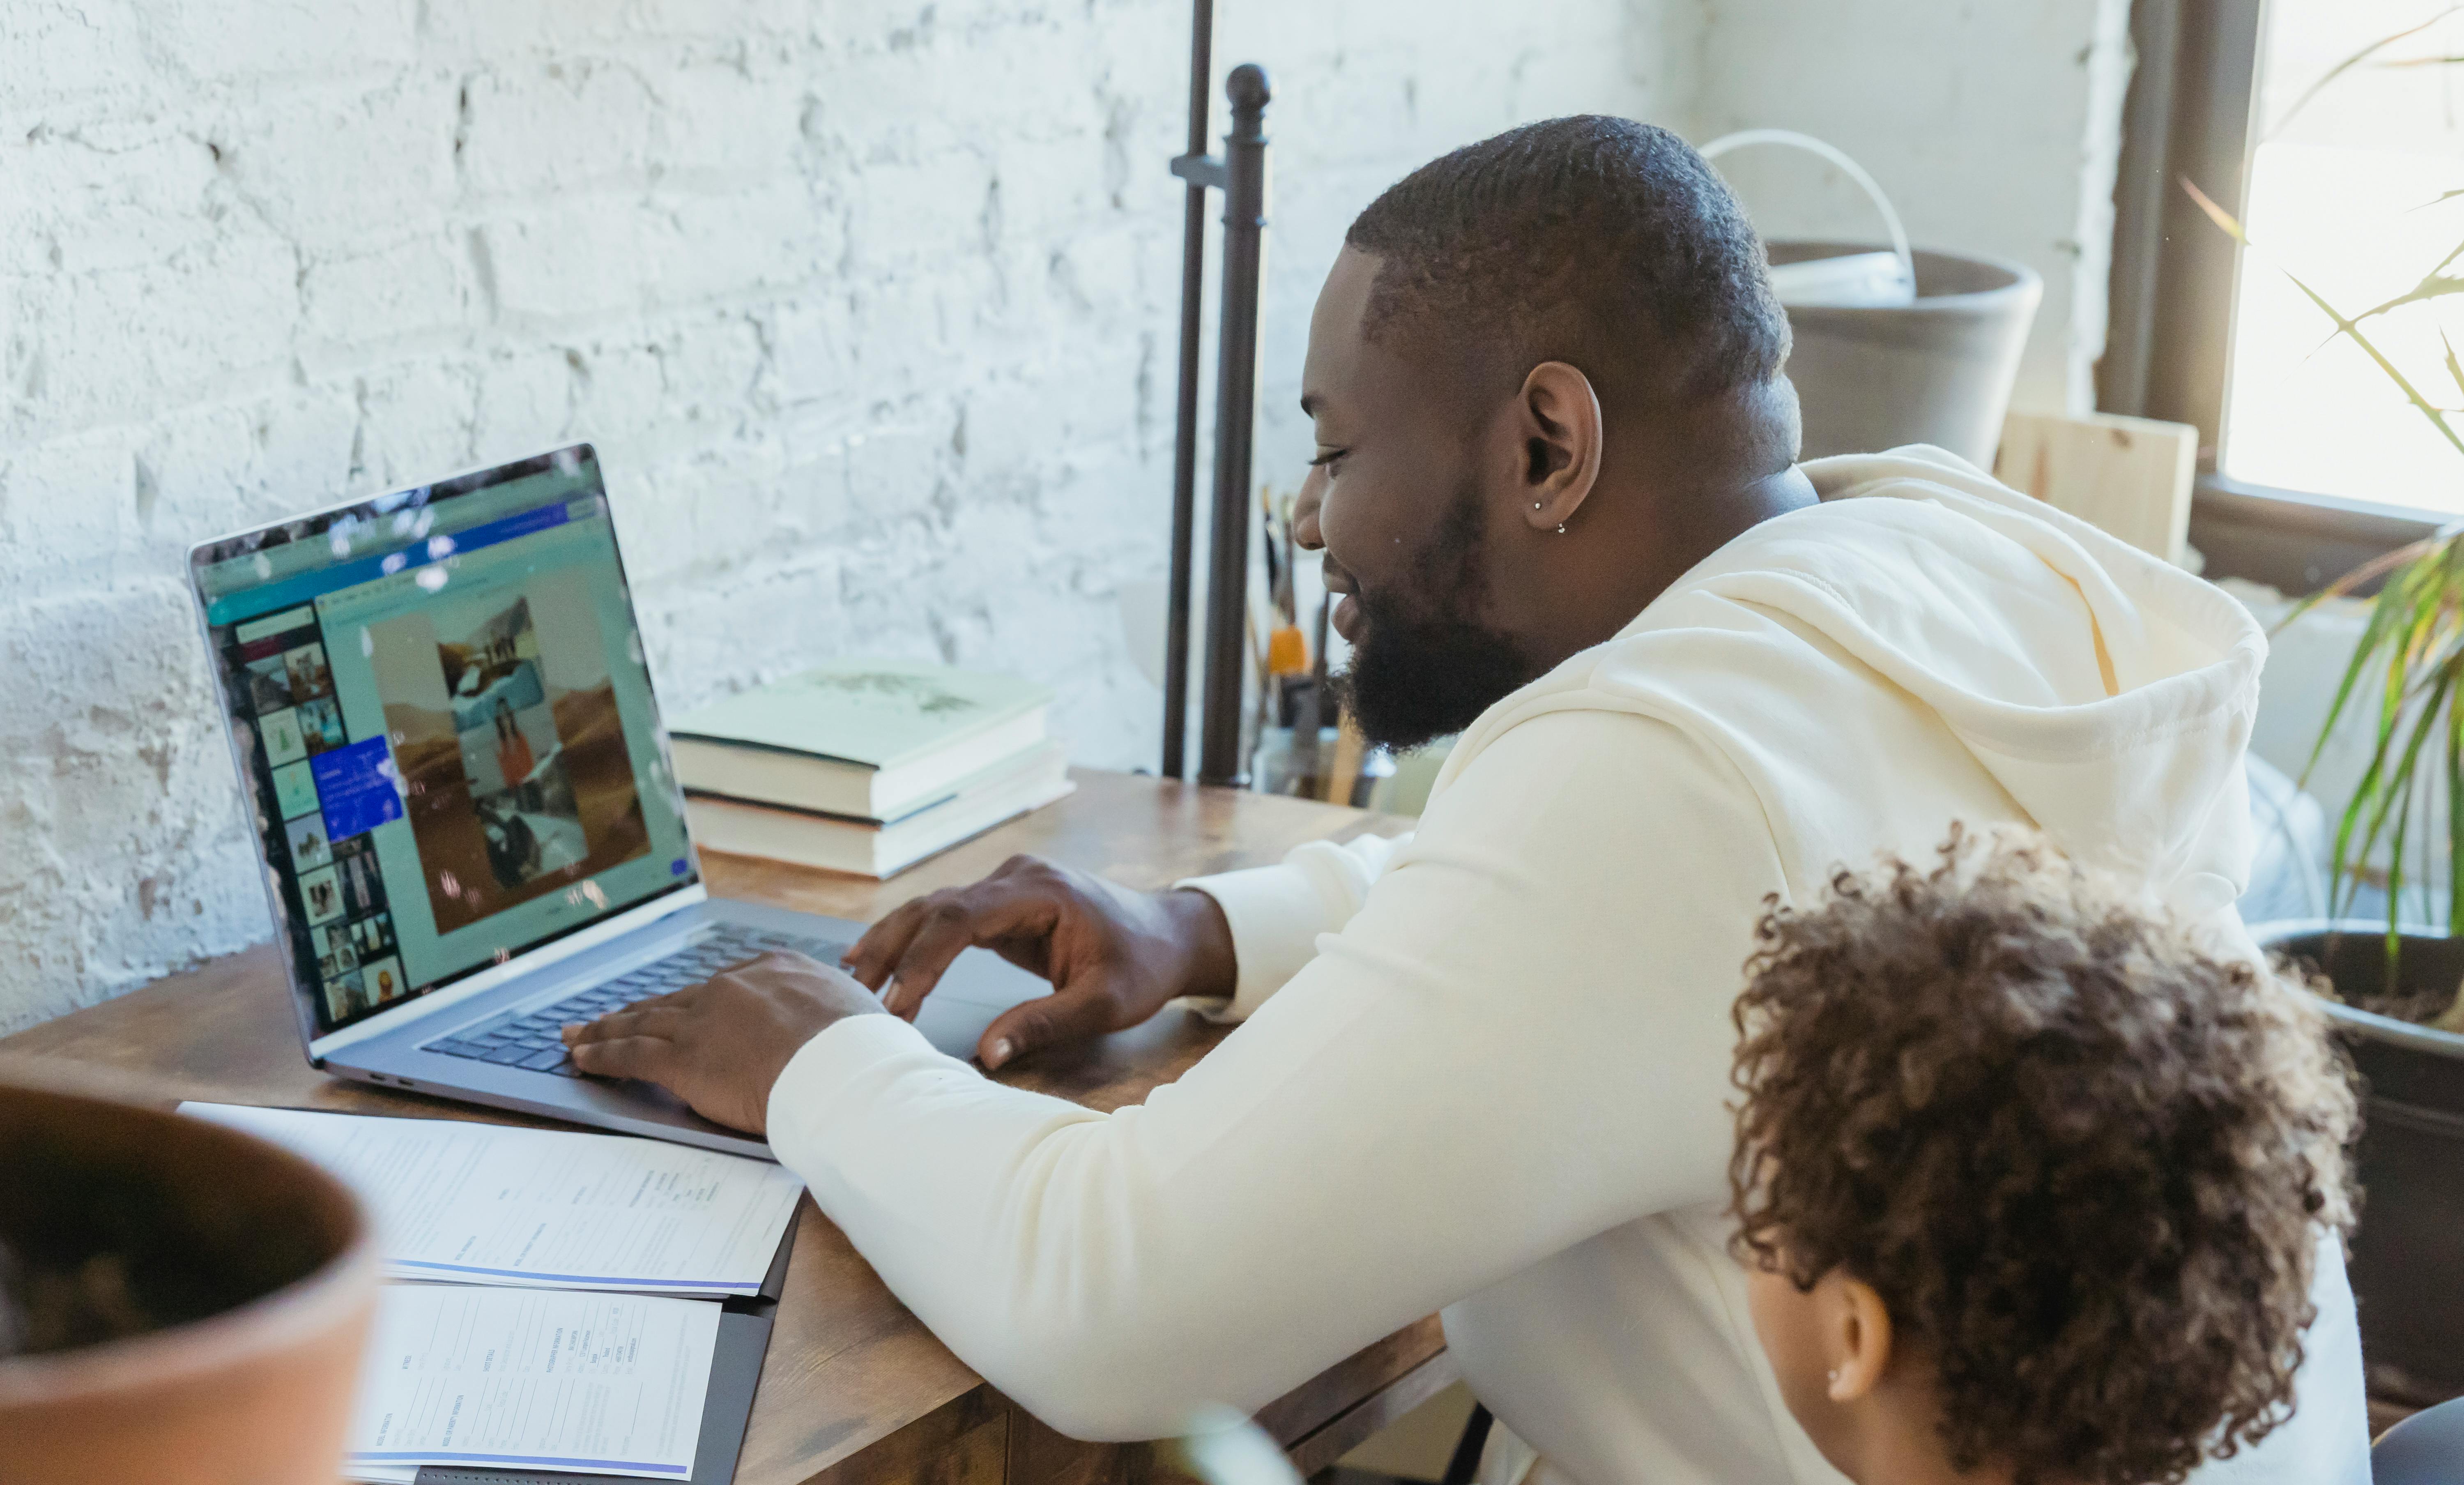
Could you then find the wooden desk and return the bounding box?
[0,770,1451,1485]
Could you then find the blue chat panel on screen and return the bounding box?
[315,736,406,841]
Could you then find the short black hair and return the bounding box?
[1346,116,1788,406]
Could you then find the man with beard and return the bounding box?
[565,118,2366,1485]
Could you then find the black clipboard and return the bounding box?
[412,1208,797,1485]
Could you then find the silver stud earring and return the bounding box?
[1532,502,1543,511]
[1556,522,1567,535]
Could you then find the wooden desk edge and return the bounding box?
[797,1314,1448,1485]
[0,771,1438,1485]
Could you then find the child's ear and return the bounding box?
[1818,1274,1896,1404]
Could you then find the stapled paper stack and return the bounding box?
[346,1285,720,1482]
[179,1104,803,1482]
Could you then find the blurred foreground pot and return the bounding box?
[0,1083,379,1484]
[2250,923,2464,1405]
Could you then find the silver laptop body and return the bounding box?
[186,443,1042,1158]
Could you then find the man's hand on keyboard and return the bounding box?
[560,951,883,1135]
[840,854,1236,1071]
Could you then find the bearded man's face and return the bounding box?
[1302,250,1547,753]
[1323,473,1538,753]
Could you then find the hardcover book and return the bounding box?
[687,742,1074,879]
[670,659,1054,821]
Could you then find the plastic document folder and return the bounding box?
[176,1103,800,1484]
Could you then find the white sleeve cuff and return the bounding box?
[1175,864,1338,1020]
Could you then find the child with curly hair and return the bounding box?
[1728,831,2361,1485]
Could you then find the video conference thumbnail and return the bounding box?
[234,609,414,1028]
[368,570,649,935]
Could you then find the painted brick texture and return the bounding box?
[1682,0,2137,416]
[0,0,1656,1031]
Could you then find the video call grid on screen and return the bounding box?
[195,449,698,1034]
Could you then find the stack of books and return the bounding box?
[670,659,1071,879]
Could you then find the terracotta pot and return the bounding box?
[0,1084,380,1484]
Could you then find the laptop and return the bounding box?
[186,443,1046,1159]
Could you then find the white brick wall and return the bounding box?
[1678,0,2138,416]
[0,0,2129,1034]
[0,0,1668,1032]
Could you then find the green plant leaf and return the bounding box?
[2299,541,2455,774]
[2186,178,2464,461]
[2442,329,2464,408]
[2327,663,2409,914]
[2300,591,2401,790]
[2276,534,2444,639]
[2354,214,2464,321]
[2326,565,2460,917]
[2273,6,2464,136]
[2296,558,2423,792]
[2354,663,2450,925]
[2446,694,2462,930]
[2346,591,2464,935]
[2356,274,2464,324]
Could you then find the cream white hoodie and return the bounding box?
[766,448,2368,1485]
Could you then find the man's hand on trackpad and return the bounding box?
[560,951,883,1135]
[841,855,1237,1070]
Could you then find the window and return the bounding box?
[2225,4,2464,510]
[2104,1,2464,587]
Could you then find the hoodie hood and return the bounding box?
[1434,446,2265,916]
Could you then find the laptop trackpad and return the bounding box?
[909,948,1047,1061]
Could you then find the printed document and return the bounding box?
[181,1103,802,1295]
[345,1283,718,1479]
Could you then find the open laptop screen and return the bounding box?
[191,445,697,1035]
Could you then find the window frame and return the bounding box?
[2100,0,2449,592]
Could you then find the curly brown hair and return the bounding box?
[1727,829,2358,1485]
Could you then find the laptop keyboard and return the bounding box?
[422,925,852,1078]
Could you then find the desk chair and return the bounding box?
[2377,1396,2464,1484]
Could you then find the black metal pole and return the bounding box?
[1198,63,1271,787]
[1160,0,1214,781]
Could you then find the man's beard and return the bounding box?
[1327,480,1540,753]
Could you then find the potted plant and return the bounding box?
[0,1080,380,1480]
[2189,116,2464,1402]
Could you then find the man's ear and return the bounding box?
[1818,1273,1896,1404]
[1513,361,1604,534]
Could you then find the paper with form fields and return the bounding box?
[346,1283,718,1479]
[180,1103,802,1296]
